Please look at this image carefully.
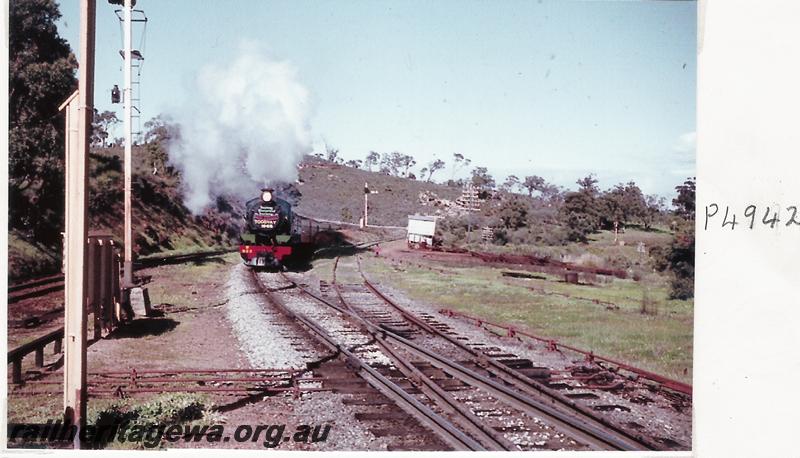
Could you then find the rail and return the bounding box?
[254,271,485,451]
[438,308,692,395]
[284,268,655,451]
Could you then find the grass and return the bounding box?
[8,230,62,280]
[142,252,237,312]
[470,227,674,274]
[360,254,693,383]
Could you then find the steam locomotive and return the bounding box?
[239,188,304,267]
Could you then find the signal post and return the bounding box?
[63,0,96,448]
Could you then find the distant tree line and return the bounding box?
[557,174,669,243]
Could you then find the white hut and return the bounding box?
[407,215,437,248]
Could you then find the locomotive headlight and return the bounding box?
[261,191,273,202]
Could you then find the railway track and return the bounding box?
[7,249,234,305]
[327,255,690,450]
[9,368,327,397]
[254,264,672,451]
[253,270,485,450]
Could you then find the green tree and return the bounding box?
[399,154,416,177]
[471,166,495,190]
[673,177,696,220]
[643,194,666,230]
[9,0,78,243]
[379,151,415,177]
[496,196,530,229]
[522,175,545,197]
[451,153,471,179]
[560,191,601,242]
[540,183,564,205]
[599,181,647,229]
[576,174,600,196]
[501,175,520,193]
[144,114,180,144]
[425,159,445,182]
[91,109,120,146]
[559,175,604,242]
[666,178,695,298]
[326,146,343,164]
[364,151,380,171]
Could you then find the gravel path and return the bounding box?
[225,264,322,369]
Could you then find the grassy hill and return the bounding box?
[294,157,462,226]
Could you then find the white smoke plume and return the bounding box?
[168,43,312,213]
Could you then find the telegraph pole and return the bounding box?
[64,0,95,448]
[122,0,133,286]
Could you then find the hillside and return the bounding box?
[8,145,243,280]
[87,145,243,255]
[294,157,462,227]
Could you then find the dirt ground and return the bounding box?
[7,284,66,349]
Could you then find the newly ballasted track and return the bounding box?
[250,270,485,451]
[279,266,656,451]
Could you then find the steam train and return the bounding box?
[239,188,312,267]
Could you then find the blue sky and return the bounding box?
[56,0,696,198]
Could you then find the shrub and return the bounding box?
[641,285,658,314]
[667,220,694,299]
[648,245,670,272]
[87,393,210,449]
[669,276,694,300]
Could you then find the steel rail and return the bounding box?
[7,249,233,301]
[295,265,655,451]
[8,273,65,293]
[439,307,693,396]
[11,387,329,396]
[351,256,663,451]
[17,377,320,384]
[252,271,485,452]
[329,274,514,450]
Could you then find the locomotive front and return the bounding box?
[240,188,294,267]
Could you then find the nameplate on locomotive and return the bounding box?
[254,212,279,229]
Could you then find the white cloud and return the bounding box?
[674,131,697,154]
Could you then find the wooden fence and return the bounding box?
[8,235,122,384]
